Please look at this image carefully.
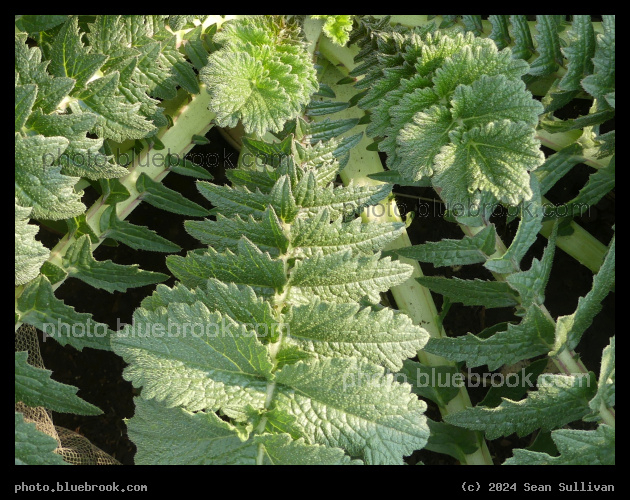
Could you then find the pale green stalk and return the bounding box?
[318,36,493,465]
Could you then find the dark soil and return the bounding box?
[36,124,614,465]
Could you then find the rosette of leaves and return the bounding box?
[200,16,319,136]
[111,134,431,465]
[14,14,200,285]
[352,27,545,209]
[15,14,206,464]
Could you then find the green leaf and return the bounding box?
[100,205,181,253]
[505,425,614,465]
[284,300,429,371]
[303,118,359,143]
[63,234,168,293]
[451,75,542,128]
[15,352,101,415]
[488,15,511,50]
[66,213,99,243]
[16,15,69,33]
[198,177,391,221]
[15,84,37,132]
[528,15,564,78]
[16,276,113,351]
[167,238,287,292]
[200,17,317,136]
[15,134,85,221]
[15,202,49,286]
[127,398,257,465]
[587,337,615,419]
[396,224,496,267]
[581,16,615,109]
[509,15,535,60]
[543,157,615,221]
[137,173,210,216]
[40,261,68,286]
[289,251,412,305]
[433,121,544,207]
[70,71,157,142]
[256,433,361,465]
[100,177,131,205]
[506,223,557,310]
[272,357,429,465]
[535,143,584,196]
[433,39,529,98]
[553,235,615,353]
[424,305,554,370]
[558,15,595,92]
[111,302,273,417]
[26,110,127,180]
[182,25,211,71]
[49,18,108,92]
[445,373,597,439]
[311,15,353,46]
[185,210,288,257]
[417,276,519,308]
[306,100,350,116]
[15,412,68,465]
[202,280,277,337]
[166,154,213,180]
[291,210,404,257]
[396,105,454,180]
[15,34,75,113]
[314,83,336,98]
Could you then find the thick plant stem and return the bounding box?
[44,87,216,293]
[318,37,493,465]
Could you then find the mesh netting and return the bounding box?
[15,325,120,465]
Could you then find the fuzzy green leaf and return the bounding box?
[100,205,181,253]
[506,223,557,310]
[272,357,429,465]
[581,16,615,108]
[433,121,545,207]
[137,173,210,217]
[15,84,37,132]
[289,252,412,305]
[15,352,101,415]
[26,110,127,179]
[417,276,519,308]
[111,302,273,417]
[424,304,554,370]
[200,17,317,136]
[16,276,113,351]
[553,235,615,353]
[185,210,288,257]
[528,15,564,78]
[15,134,85,221]
[49,18,108,93]
[15,202,49,286]
[445,373,597,439]
[128,398,256,465]
[15,412,68,465]
[312,15,353,46]
[63,234,168,293]
[396,224,496,266]
[167,238,287,292]
[291,210,405,257]
[558,15,595,92]
[587,337,615,418]
[284,300,429,371]
[505,425,614,465]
